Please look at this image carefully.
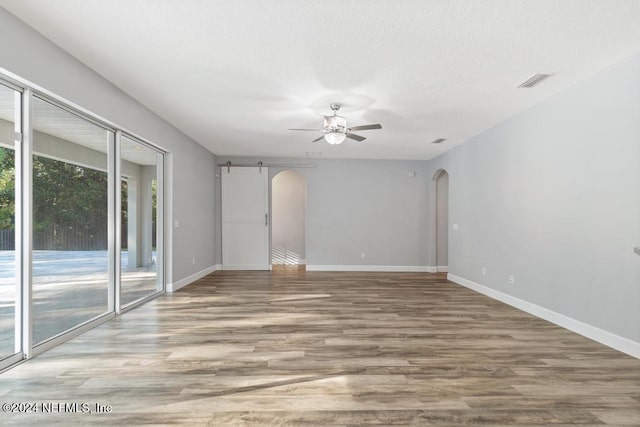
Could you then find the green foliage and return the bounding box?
[0,148,108,241]
[32,155,107,249]
[1,148,109,239]
[0,147,15,229]
[0,150,158,251]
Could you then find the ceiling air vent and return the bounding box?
[518,73,551,88]
[431,138,446,144]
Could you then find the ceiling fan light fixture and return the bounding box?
[290,103,381,145]
[324,131,346,145]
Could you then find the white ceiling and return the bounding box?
[2,0,640,160]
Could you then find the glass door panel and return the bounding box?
[120,135,162,306]
[0,83,20,362]
[32,97,112,345]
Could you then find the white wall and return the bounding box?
[215,157,431,270]
[427,52,640,348]
[272,170,306,264]
[0,8,217,288]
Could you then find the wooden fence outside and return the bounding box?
[0,224,156,251]
[0,227,110,250]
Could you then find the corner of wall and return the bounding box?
[167,264,217,293]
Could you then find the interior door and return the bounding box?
[221,167,269,270]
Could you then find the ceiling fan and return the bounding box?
[289,103,382,144]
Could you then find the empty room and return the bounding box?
[0,1,639,425]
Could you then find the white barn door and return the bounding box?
[221,167,270,270]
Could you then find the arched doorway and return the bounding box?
[271,170,307,266]
[434,170,449,272]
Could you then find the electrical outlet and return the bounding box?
[192,258,196,265]
[508,275,515,284]
[452,224,459,231]
[361,252,366,259]
[482,267,486,276]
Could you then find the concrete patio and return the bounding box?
[0,250,158,356]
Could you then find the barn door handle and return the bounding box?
[265,213,268,226]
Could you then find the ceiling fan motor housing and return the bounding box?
[323,115,347,132]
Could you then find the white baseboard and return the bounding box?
[168,265,217,293]
[436,266,448,272]
[426,266,438,273]
[306,265,432,272]
[447,274,640,360]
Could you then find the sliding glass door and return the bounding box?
[0,83,20,365]
[31,96,113,345]
[0,75,166,370]
[120,135,163,307]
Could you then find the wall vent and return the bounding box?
[518,73,551,88]
[431,138,446,144]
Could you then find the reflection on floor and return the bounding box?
[0,268,639,425]
[271,244,301,265]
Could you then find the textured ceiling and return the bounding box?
[1,0,640,160]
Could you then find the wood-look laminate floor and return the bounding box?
[1,267,639,426]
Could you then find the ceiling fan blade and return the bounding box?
[289,128,325,131]
[347,124,382,131]
[311,135,325,143]
[346,133,366,142]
